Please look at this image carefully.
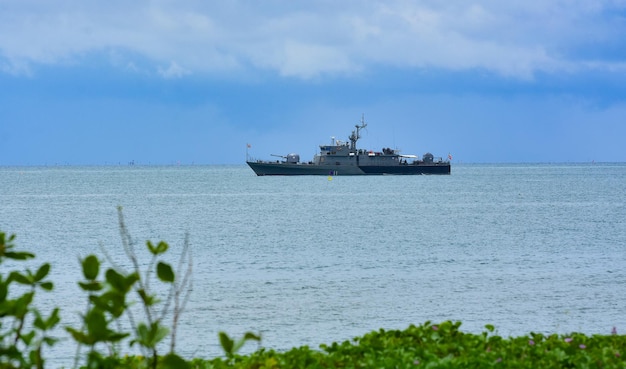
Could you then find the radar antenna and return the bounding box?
[349,114,368,150]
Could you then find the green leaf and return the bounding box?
[86,310,109,339]
[90,291,127,317]
[21,331,36,345]
[0,283,7,301]
[9,271,31,285]
[34,312,46,330]
[66,327,95,345]
[34,263,51,282]
[78,281,103,292]
[4,251,35,260]
[232,332,261,354]
[147,240,157,254]
[82,255,100,280]
[84,309,130,343]
[133,322,169,349]
[146,240,168,255]
[107,332,130,342]
[45,308,61,329]
[160,353,190,369]
[105,269,137,292]
[153,324,170,344]
[243,332,262,341]
[136,322,148,337]
[43,336,59,346]
[105,268,124,291]
[125,272,140,287]
[156,241,168,254]
[137,288,156,306]
[157,262,175,283]
[40,281,54,291]
[219,332,234,356]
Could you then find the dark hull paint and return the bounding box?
[247,161,450,176]
[358,164,451,175]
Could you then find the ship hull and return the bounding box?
[247,161,450,176]
[358,164,450,175]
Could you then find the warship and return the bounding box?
[246,116,451,176]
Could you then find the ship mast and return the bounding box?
[349,114,367,150]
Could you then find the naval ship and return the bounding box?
[246,117,451,176]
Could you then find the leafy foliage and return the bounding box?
[218,332,262,359]
[1,232,58,369]
[192,321,626,369]
[1,208,196,369]
[66,207,193,369]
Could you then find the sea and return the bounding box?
[1,163,625,365]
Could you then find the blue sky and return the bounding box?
[1,1,626,165]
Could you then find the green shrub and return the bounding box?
[190,321,626,369]
[1,231,59,369]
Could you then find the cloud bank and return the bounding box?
[2,0,625,79]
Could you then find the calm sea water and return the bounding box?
[1,163,625,365]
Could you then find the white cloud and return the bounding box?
[0,0,625,79]
[0,56,33,76]
[158,61,189,79]
[261,41,358,79]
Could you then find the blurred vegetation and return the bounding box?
[191,321,625,368]
[2,211,625,368]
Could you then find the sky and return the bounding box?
[1,0,626,165]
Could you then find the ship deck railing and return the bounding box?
[248,158,316,165]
